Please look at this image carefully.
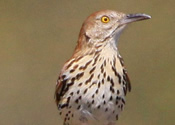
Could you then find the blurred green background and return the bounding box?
[0,0,175,125]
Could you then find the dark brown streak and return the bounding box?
[95,45,102,49]
[123,86,126,95]
[84,88,88,94]
[62,75,66,79]
[78,83,82,87]
[67,59,76,69]
[94,50,101,55]
[98,81,101,88]
[73,65,79,70]
[85,74,94,85]
[121,98,125,104]
[100,64,104,73]
[76,72,84,80]
[70,69,75,73]
[112,66,117,76]
[112,66,121,84]
[102,79,104,84]
[117,55,124,66]
[110,85,115,93]
[113,56,116,67]
[89,67,96,74]
[55,78,68,105]
[103,72,106,78]
[79,60,92,70]
[66,56,84,69]
[76,56,84,62]
[89,81,96,88]
[104,60,106,67]
[95,89,98,94]
[107,76,110,81]
[117,73,122,84]
[92,54,100,66]
[62,81,74,97]
[97,74,100,79]
[110,78,114,86]
[123,69,131,92]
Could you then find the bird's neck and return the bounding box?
[74,35,120,58]
[71,37,122,72]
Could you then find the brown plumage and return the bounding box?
[55,10,151,125]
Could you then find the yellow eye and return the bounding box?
[101,16,110,23]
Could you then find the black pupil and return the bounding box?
[104,18,108,21]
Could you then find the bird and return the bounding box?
[55,10,151,125]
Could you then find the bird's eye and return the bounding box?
[101,16,110,23]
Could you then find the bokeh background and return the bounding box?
[0,0,175,125]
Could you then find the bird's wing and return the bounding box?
[55,73,68,108]
[55,57,82,108]
[123,69,131,92]
[117,55,131,94]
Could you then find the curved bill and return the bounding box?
[119,13,151,25]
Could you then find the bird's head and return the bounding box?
[76,10,151,52]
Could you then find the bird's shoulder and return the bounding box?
[55,55,85,107]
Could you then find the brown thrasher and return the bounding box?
[55,10,151,125]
